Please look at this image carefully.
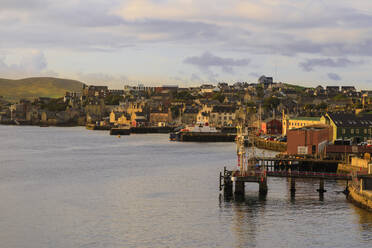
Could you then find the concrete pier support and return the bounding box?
[234,181,245,197]
[259,179,268,195]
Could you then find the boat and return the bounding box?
[170,122,235,142]
[110,126,131,135]
[86,123,110,130]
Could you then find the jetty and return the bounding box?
[219,125,359,199]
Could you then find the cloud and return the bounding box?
[327,73,342,81]
[183,52,250,74]
[249,72,261,78]
[190,73,201,82]
[299,58,362,71]
[76,72,128,85]
[0,50,57,78]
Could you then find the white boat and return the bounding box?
[181,122,218,133]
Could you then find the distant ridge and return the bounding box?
[0,77,85,101]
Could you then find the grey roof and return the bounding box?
[327,113,372,127]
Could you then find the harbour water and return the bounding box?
[0,126,371,248]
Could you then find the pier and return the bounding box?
[220,126,354,199]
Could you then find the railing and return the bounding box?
[266,170,351,179]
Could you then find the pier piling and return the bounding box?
[290,178,296,193]
[234,181,245,197]
[259,179,268,195]
[317,179,327,193]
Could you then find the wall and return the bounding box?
[287,127,331,155]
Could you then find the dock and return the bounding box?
[219,125,358,199]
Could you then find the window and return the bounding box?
[364,129,367,134]
[342,128,346,134]
[351,129,354,134]
[356,129,359,134]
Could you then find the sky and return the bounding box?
[1,0,372,89]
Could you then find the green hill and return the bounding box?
[0,77,85,101]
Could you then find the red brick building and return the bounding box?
[287,125,332,155]
[261,119,282,135]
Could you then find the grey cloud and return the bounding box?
[0,0,45,10]
[299,58,362,71]
[76,72,128,85]
[0,51,57,78]
[249,72,260,78]
[327,73,341,81]
[183,52,249,74]
[190,73,201,82]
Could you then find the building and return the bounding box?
[326,86,340,96]
[181,107,199,124]
[321,113,372,143]
[261,119,282,135]
[282,113,322,135]
[209,105,236,127]
[258,75,273,88]
[287,125,332,156]
[149,109,170,125]
[83,85,109,98]
[110,110,130,126]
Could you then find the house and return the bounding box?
[196,103,213,123]
[209,105,236,127]
[258,75,273,88]
[261,119,282,135]
[149,109,170,125]
[131,112,146,127]
[41,111,58,125]
[83,85,109,98]
[287,125,332,156]
[341,86,356,94]
[321,112,372,143]
[181,107,199,124]
[326,86,340,96]
[110,110,130,126]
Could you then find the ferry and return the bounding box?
[170,123,235,142]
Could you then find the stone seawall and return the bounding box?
[347,185,372,212]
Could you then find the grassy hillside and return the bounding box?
[0,77,85,101]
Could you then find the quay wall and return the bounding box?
[252,136,287,152]
[347,185,372,212]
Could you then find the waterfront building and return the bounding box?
[282,113,322,135]
[181,107,199,124]
[321,112,372,143]
[261,119,282,135]
[209,105,236,127]
[287,125,332,156]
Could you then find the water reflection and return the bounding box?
[220,192,267,248]
[353,206,372,233]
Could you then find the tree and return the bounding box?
[104,95,124,105]
[263,97,280,111]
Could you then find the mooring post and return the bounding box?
[290,177,296,193]
[223,169,233,197]
[317,178,327,193]
[234,181,245,197]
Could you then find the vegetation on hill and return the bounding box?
[0,77,84,102]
